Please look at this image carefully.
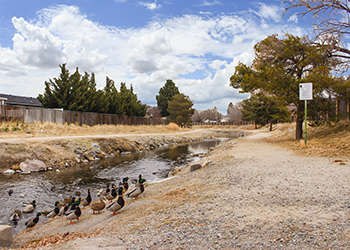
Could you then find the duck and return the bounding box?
[46,201,61,218]
[106,187,125,216]
[120,177,129,192]
[91,196,107,214]
[25,212,42,228]
[58,202,71,217]
[10,210,22,225]
[65,198,81,216]
[8,189,14,196]
[105,184,117,202]
[82,189,92,209]
[22,200,36,213]
[126,175,146,199]
[62,196,73,205]
[97,184,110,197]
[65,200,82,224]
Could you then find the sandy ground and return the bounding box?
[12,129,350,249]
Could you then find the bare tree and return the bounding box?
[227,102,243,123]
[191,107,223,122]
[146,106,161,118]
[285,0,350,67]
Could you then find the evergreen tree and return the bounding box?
[38,63,71,109]
[156,79,180,117]
[167,93,195,127]
[230,34,337,139]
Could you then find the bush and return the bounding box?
[168,122,179,130]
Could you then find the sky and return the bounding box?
[0,0,313,114]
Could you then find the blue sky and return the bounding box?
[0,0,313,114]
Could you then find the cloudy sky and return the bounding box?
[0,0,312,114]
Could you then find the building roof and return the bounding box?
[0,94,42,107]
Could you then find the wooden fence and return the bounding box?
[192,120,254,126]
[0,105,168,126]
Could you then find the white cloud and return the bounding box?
[288,13,298,23]
[139,1,162,10]
[198,0,222,7]
[252,3,284,23]
[0,4,308,114]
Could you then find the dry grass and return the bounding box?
[0,121,191,139]
[267,121,350,158]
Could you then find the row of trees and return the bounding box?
[38,64,147,117]
[38,67,195,127]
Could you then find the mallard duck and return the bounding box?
[65,198,81,216]
[126,175,146,199]
[106,187,125,216]
[62,196,73,205]
[8,189,13,196]
[10,210,21,225]
[82,189,92,209]
[25,212,42,228]
[46,201,61,218]
[91,196,107,214]
[120,177,129,192]
[97,184,110,197]
[65,200,82,224]
[23,200,36,213]
[105,184,117,202]
[58,202,71,217]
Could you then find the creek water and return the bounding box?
[0,138,228,234]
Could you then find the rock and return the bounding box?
[83,152,95,161]
[0,225,12,248]
[19,159,47,172]
[20,170,32,175]
[190,164,202,172]
[2,169,16,175]
[91,143,100,148]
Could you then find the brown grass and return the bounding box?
[267,121,350,158]
[0,121,191,139]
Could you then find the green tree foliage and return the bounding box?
[38,64,146,116]
[116,83,147,117]
[38,64,71,109]
[167,93,195,127]
[156,79,180,117]
[242,94,290,130]
[230,34,337,140]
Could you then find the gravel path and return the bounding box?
[14,130,350,249]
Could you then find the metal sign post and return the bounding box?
[299,83,313,146]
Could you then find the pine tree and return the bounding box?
[156,80,180,117]
[167,93,194,127]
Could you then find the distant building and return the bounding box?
[0,94,42,107]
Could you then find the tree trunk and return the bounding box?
[269,120,273,131]
[295,115,303,140]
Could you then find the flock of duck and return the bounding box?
[9,175,147,229]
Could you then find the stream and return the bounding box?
[0,138,229,234]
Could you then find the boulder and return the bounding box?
[0,225,12,248]
[19,159,47,173]
[2,169,16,175]
[190,164,202,172]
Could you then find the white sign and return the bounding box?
[299,83,313,100]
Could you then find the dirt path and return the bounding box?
[13,128,350,249]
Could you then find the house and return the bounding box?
[0,94,42,107]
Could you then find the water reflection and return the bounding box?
[0,138,229,234]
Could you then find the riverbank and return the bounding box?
[0,125,244,173]
[11,126,350,249]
